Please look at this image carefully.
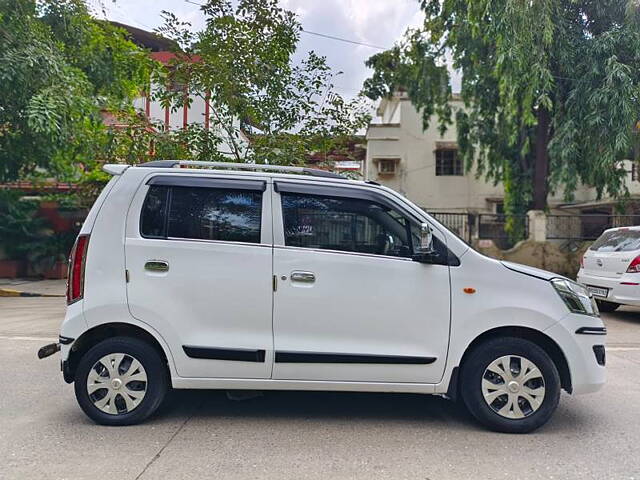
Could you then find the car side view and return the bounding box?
[39,161,606,433]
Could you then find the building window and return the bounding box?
[377,158,398,175]
[435,149,463,176]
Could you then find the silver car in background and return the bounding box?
[578,226,640,311]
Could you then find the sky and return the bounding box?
[87,0,426,115]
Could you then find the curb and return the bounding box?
[0,288,65,298]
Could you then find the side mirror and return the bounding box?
[412,223,438,263]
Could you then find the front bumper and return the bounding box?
[545,313,606,395]
[577,270,640,306]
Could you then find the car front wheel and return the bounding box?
[74,336,168,426]
[460,337,561,433]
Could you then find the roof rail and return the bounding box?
[137,160,347,180]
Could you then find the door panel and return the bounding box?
[271,185,451,384]
[273,248,449,383]
[127,239,273,378]
[125,176,274,379]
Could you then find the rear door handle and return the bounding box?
[290,271,315,283]
[145,260,169,272]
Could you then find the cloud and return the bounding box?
[283,0,423,96]
[88,0,422,99]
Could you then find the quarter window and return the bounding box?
[140,186,169,238]
[281,193,414,258]
[140,185,262,244]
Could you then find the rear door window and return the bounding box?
[589,229,640,252]
[140,184,262,244]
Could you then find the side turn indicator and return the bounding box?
[463,287,476,294]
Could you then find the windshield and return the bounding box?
[589,229,640,252]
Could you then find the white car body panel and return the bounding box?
[58,164,606,399]
[577,226,640,306]
[123,175,274,379]
[270,181,451,384]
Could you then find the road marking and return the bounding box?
[607,347,640,352]
[0,335,57,342]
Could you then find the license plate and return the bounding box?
[587,285,609,298]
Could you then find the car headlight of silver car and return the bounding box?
[551,278,599,317]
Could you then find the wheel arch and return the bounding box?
[447,326,572,400]
[64,322,172,385]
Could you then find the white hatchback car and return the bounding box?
[39,161,606,433]
[578,226,640,311]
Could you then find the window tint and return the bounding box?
[168,187,262,243]
[140,185,262,244]
[281,193,414,258]
[590,229,640,252]
[140,186,168,238]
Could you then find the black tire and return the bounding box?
[596,300,619,312]
[460,337,561,434]
[74,336,168,426]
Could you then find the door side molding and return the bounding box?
[274,351,436,364]
[183,346,266,362]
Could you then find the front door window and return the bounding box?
[281,192,414,258]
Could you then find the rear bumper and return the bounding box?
[577,270,640,306]
[544,313,606,395]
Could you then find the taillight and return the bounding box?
[627,255,640,273]
[67,234,90,304]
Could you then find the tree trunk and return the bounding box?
[533,107,550,210]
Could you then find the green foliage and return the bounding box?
[0,190,46,260]
[363,0,640,230]
[0,190,78,269]
[29,230,77,272]
[155,0,371,165]
[0,0,153,182]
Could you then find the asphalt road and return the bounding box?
[1,280,640,480]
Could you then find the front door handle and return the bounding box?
[145,260,169,272]
[291,271,315,283]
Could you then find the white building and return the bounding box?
[114,22,247,157]
[365,92,640,217]
[365,92,505,214]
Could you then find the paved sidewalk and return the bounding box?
[0,278,66,296]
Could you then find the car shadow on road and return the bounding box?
[150,388,594,435]
[159,388,473,426]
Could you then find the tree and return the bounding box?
[0,0,152,182]
[363,0,640,228]
[155,0,371,166]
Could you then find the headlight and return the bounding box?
[551,279,599,317]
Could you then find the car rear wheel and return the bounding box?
[595,300,619,312]
[74,336,168,426]
[460,337,561,433]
